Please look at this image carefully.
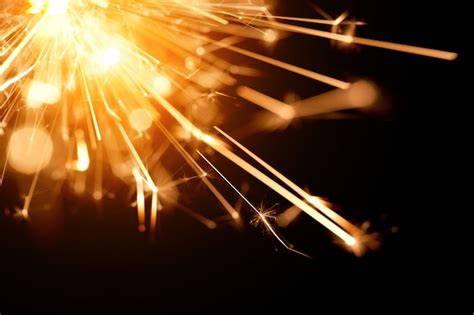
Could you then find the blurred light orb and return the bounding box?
[129,108,153,132]
[196,47,205,56]
[153,75,172,96]
[26,80,62,108]
[263,29,278,43]
[8,127,54,175]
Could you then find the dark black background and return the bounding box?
[1,0,467,313]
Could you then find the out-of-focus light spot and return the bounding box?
[263,29,278,43]
[129,108,153,132]
[196,47,205,56]
[26,80,61,108]
[153,75,172,96]
[8,127,53,175]
[93,191,103,201]
[185,57,197,71]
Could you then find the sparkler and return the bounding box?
[0,0,456,255]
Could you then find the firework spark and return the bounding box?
[0,0,456,255]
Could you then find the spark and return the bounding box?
[214,126,361,236]
[197,150,310,258]
[0,0,456,255]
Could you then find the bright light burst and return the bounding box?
[0,0,456,256]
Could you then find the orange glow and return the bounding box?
[0,0,455,256]
[153,76,172,97]
[129,109,153,132]
[8,127,53,175]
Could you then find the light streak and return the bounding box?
[198,151,310,257]
[0,0,456,255]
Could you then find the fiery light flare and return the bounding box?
[0,0,456,256]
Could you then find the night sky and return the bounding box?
[1,0,466,313]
